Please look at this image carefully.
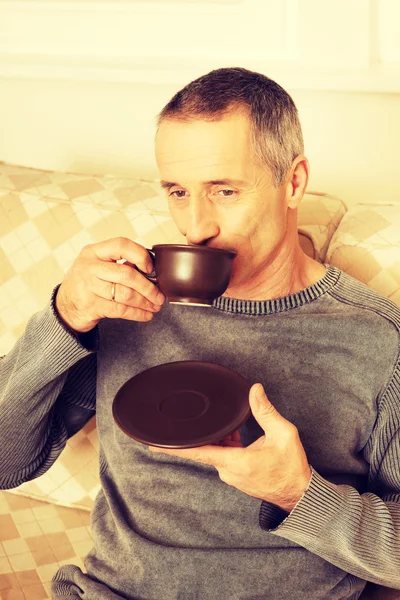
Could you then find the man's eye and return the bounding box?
[218,189,235,196]
[169,189,236,198]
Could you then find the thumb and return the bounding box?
[249,383,285,431]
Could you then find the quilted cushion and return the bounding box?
[326,204,400,307]
[0,161,346,509]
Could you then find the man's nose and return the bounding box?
[185,196,219,246]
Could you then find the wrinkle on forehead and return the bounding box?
[157,143,243,164]
[157,154,233,169]
[158,157,249,185]
[155,115,268,187]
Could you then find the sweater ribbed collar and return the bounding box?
[212,264,340,315]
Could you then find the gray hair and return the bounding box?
[156,67,304,187]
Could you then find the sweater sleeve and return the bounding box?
[0,283,100,489]
[259,356,400,589]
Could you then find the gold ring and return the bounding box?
[111,282,116,301]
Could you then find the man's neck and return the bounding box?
[221,245,327,302]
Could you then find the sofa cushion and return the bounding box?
[297,192,347,262]
[0,162,346,509]
[326,204,400,307]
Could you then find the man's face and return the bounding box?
[155,111,291,294]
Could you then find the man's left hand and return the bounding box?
[148,383,312,513]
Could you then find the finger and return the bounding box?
[219,429,241,443]
[87,237,154,274]
[218,441,243,448]
[94,261,165,306]
[91,293,156,323]
[92,278,161,313]
[231,429,241,442]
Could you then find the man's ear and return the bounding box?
[286,156,309,209]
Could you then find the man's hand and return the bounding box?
[148,383,312,513]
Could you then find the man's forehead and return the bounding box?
[155,114,251,151]
[156,119,252,178]
[157,157,249,185]
[154,113,259,187]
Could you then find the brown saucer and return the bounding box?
[112,361,251,449]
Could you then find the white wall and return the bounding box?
[1,0,400,208]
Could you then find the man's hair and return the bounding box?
[156,67,304,187]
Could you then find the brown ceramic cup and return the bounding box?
[134,244,237,307]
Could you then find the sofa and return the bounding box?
[0,161,399,600]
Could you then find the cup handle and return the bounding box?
[133,248,158,285]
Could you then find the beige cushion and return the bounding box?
[298,192,347,262]
[0,162,345,509]
[326,204,400,307]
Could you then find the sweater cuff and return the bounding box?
[259,467,344,542]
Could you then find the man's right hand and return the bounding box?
[55,237,166,334]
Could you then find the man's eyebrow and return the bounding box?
[160,179,247,190]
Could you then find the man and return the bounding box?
[1,67,399,599]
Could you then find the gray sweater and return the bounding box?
[1,265,400,600]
